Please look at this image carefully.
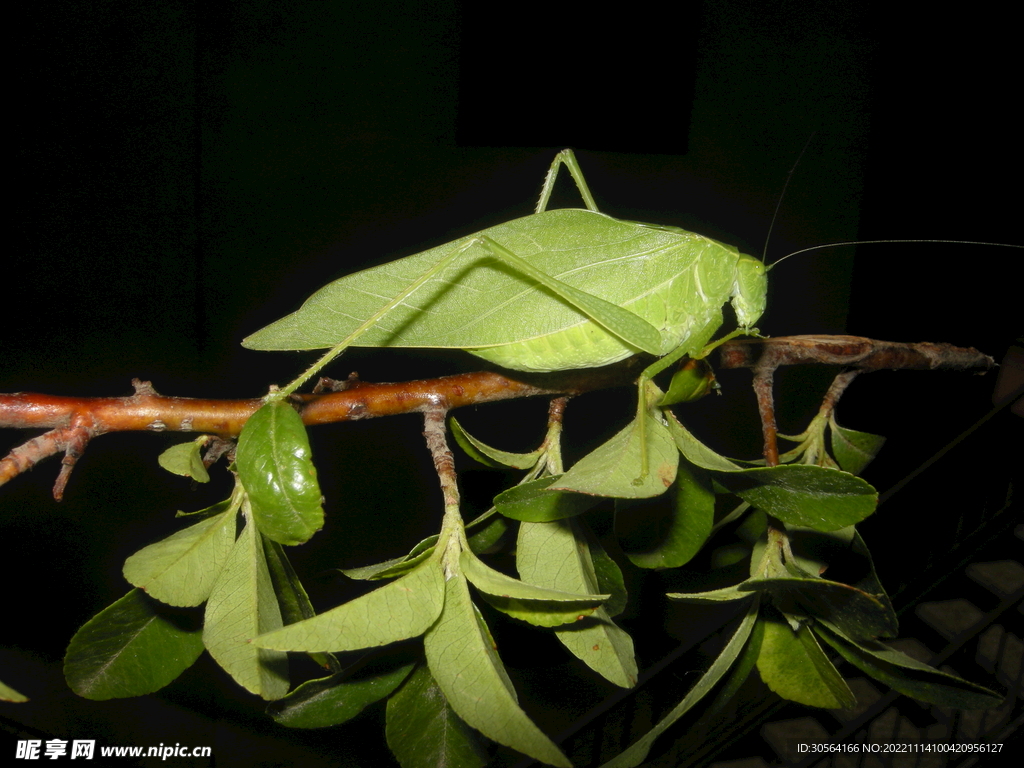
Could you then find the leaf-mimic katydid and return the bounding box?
[242,150,766,393]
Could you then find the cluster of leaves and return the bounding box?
[42,370,1001,768]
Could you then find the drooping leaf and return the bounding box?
[601,599,759,768]
[667,414,878,531]
[423,574,571,768]
[585,525,628,618]
[342,511,509,582]
[254,555,445,652]
[261,537,318,626]
[450,416,541,469]
[261,536,336,670]
[269,660,415,729]
[616,457,714,569]
[203,518,288,700]
[494,476,601,522]
[815,620,1002,709]
[157,438,211,482]
[236,399,324,546]
[754,575,897,642]
[665,411,744,472]
[517,519,637,688]
[829,417,885,476]
[720,465,877,532]
[0,679,28,702]
[668,584,757,603]
[553,409,678,499]
[122,507,237,607]
[755,611,855,709]
[461,549,607,604]
[386,662,490,768]
[64,589,203,701]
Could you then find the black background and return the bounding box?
[4,2,1021,766]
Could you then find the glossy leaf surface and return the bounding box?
[236,400,324,546]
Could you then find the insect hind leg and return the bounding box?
[535,150,600,214]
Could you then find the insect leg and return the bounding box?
[471,236,663,355]
[535,150,600,214]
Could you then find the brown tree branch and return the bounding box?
[0,337,995,497]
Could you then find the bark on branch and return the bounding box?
[0,336,995,497]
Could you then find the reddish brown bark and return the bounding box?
[0,337,995,497]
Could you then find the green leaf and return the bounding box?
[261,537,318,626]
[122,507,237,607]
[616,457,714,569]
[668,414,878,531]
[668,584,757,603]
[755,612,855,709]
[386,662,490,768]
[203,518,288,700]
[463,545,610,627]
[236,399,324,546]
[0,679,28,702]
[601,599,759,768]
[175,497,234,518]
[423,574,571,768]
[659,357,716,406]
[254,555,445,652]
[157,438,210,482]
[829,417,885,475]
[587,526,628,618]
[64,589,203,701]
[450,416,541,469]
[553,409,679,499]
[261,536,337,670]
[665,411,744,473]
[494,476,601,522]
[518,520,638,688]
[754,575,897,642]
[269,660,415,729]
[721,465,877,532]
[815,621,1002,709]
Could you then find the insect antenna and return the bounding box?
[770,239,1023,271]
[762,131,817,266]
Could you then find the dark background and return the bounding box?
[4,1,1021,766]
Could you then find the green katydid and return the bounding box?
[242,150,767,401]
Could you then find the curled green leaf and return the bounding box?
[157,438,211,482]
[236,399,324,546]
[450,416,542,469]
